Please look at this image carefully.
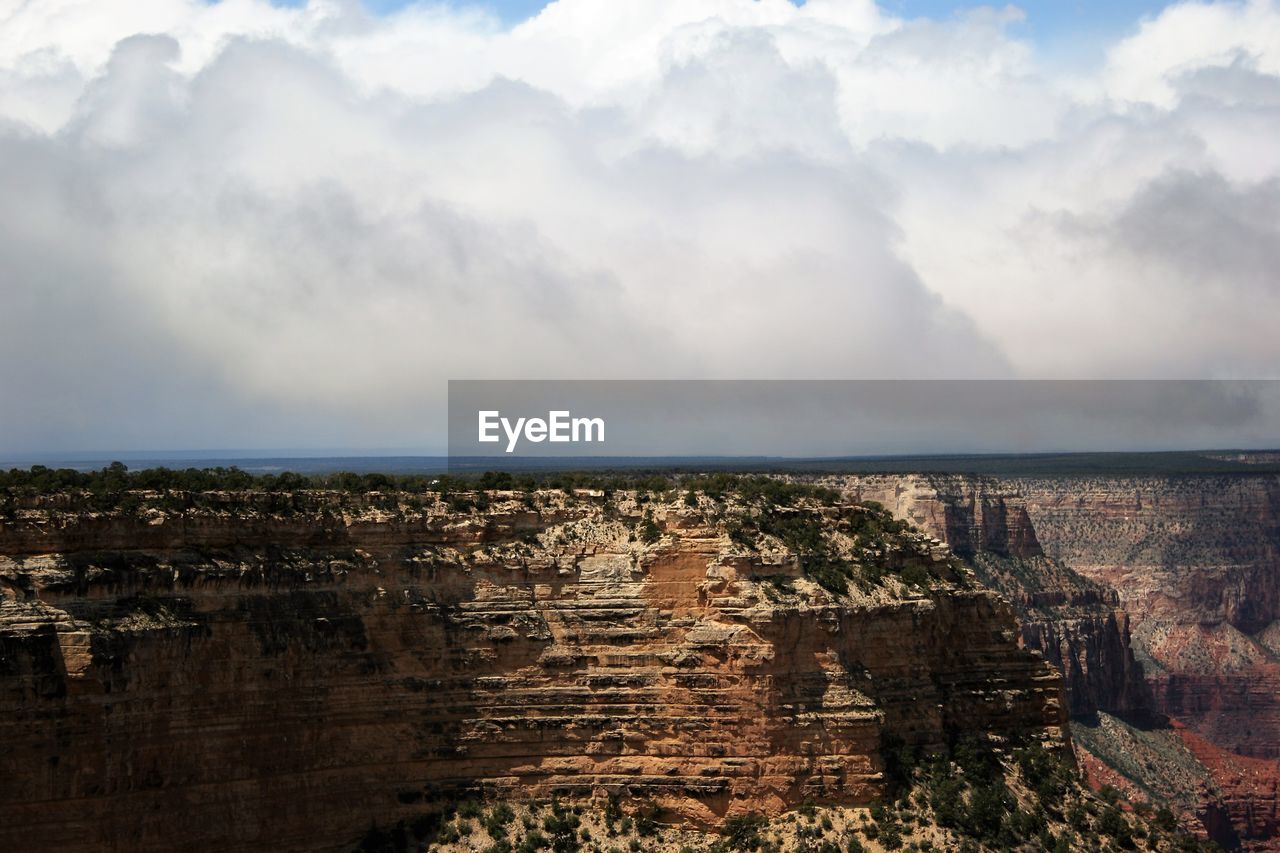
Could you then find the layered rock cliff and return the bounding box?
[829,475,1150,720]
[0,488,1066,852]
[1015,476,1280,694]
[823,472,1280,850]
[1018,475,1280,849]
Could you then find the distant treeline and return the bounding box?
[0,463,840,506]
[743,451,1280,477]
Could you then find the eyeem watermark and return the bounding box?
[478,410,605,453]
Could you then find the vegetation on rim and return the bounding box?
[0,464,960,596]
[358,735,1214,853]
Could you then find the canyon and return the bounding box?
[4,466,1275,851]
[0,487,1066,852]
[832,472,1280,850]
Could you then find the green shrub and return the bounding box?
[806,558,851,594]
[639,515,661,544]
[727,522,757,550]
[964,782,1012,840]
[898,563,932,588]
[483,803,516,839]
[766,575,796,594]
[724,814,768,851]
[634,803,660,837]
[1008,806,1046,839]
[1098,804,1132,847]
[518,830,549,853]
[930,775,965,828]
[605,795,623,826]
[1015,742,1070,805]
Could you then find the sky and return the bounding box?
[357,1,1178,33]
[1,0,1279,453]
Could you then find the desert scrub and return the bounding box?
[723,813,768,851]
[638,513,661,544]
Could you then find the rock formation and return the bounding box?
[0,489,1066,852]
[831,475,1150,720]
[825,471,1280,850]
[1019,475,1280,850]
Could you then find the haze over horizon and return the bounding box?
[3,0,1280,453]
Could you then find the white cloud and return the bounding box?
[1102,0,1280,107]
[0,0,1278,450]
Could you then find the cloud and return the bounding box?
[0,0,1278,451]
[1102,0,1280,107]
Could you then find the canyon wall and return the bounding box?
[829,472,1280,850]
[1019,475,1280,848]
[0,491,1065,853]
[1015,476,1280,726]
[833,475,1150,720]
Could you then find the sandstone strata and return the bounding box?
[0,490,1065,852]
[823,472,1280,850]
[1018,475,1280,850]
[830,475,1150,719]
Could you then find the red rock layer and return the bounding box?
[1175,721,1280,848]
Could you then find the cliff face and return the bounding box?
[1012,476,1280,751]
[1018,476,1280,849]
[832,475,1150,720]
[828,475,1040,561]
[1017,607,1149,720]
[0,491,1065,853]
[1015,477,1280,638]
[830,472,1280,850]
